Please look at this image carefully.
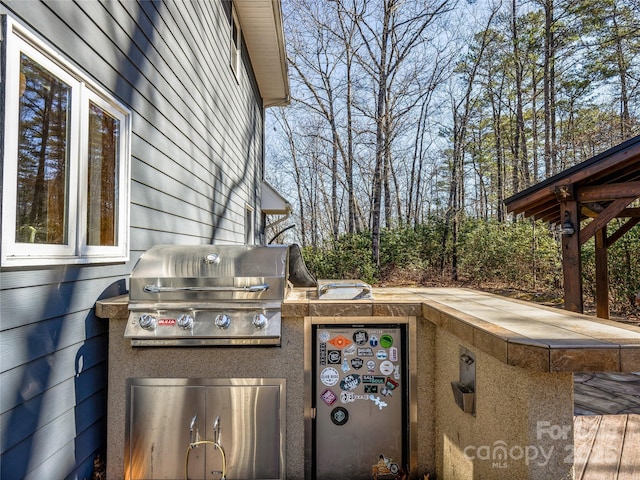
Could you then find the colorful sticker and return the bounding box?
[389,347,398,362]
[342,357,351,373]
[379,360,394,375]
[351,357,364,369]
[340,374,361,391]
[330,406,349,425]
[369,335,378,347]
[327,350,341,364]
[319,330,331,343]
[321,388,337,406]
[376,349,388,360]
[380,334,394,348]
[320,367,340,386]
[373,455,398,476]
[385,377,399,390]
[353,330,369,345]
[328,335,352,349]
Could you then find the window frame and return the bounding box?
[1,15,131,266]
[230,3,241,79]
[245,204,254,245]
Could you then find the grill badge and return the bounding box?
[158,318,176,326]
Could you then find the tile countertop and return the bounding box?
[95,287,640,373]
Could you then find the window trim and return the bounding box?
[230,3,241,79]
[1,15,131,266]
[245,204,255,245]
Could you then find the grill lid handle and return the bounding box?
[143,284,270,293]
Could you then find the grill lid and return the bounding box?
[129,244,289,305]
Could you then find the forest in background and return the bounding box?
[265,0,640,315]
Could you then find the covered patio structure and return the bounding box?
[504,136,640,319]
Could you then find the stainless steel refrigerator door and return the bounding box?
[314,325,405,480]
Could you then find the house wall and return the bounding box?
[0,1,265,478]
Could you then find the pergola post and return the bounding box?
[595,227,609,319]
[559,199,583,313]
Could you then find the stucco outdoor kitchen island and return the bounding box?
[97,287,640,480]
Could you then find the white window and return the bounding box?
[1,16,131,266]
[230,3,241,78]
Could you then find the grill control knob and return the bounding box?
[215,314,231,329]
[139,314,157,330]
[252,313,268,329]
[177,314,194,330]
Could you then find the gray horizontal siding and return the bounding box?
[1,0,266,477]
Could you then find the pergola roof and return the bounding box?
[504,135,640,318]
[505,135,640,226]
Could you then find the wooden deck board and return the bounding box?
[618,415,640,480]
[574,415,601,480]
[574,415,640,480]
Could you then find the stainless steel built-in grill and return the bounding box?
[124,244,289,346]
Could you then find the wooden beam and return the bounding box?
[561,201,583,313]
[577,181,640,202]
[607,217,640,247]
[580,198,637,246]
[595,228,609,319]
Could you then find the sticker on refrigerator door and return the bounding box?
[364,385,378,393]
[369,395,388,410]
[340,374,361,391]
[328,335,352,349]
[318,330,331,343]
[320,367,340,386]
[343,344,356,356]
[366,360,377,372]
[382,377,399,396]
[362,375,385,384]
[330,406,349,425]
[321,388,338,406]
[369,335,378,347]
[380,334,394,348]
[379,360,394,375]
[342,357,351,373]
[358,347,374,357]
[327,350,341,364]
[319,342,327,365]
[376,349,387,360]
[389,346,398,362]
[340,391,369,403]
[385,377,399,390]
[353,330,368,345]
[351,357,364,369]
